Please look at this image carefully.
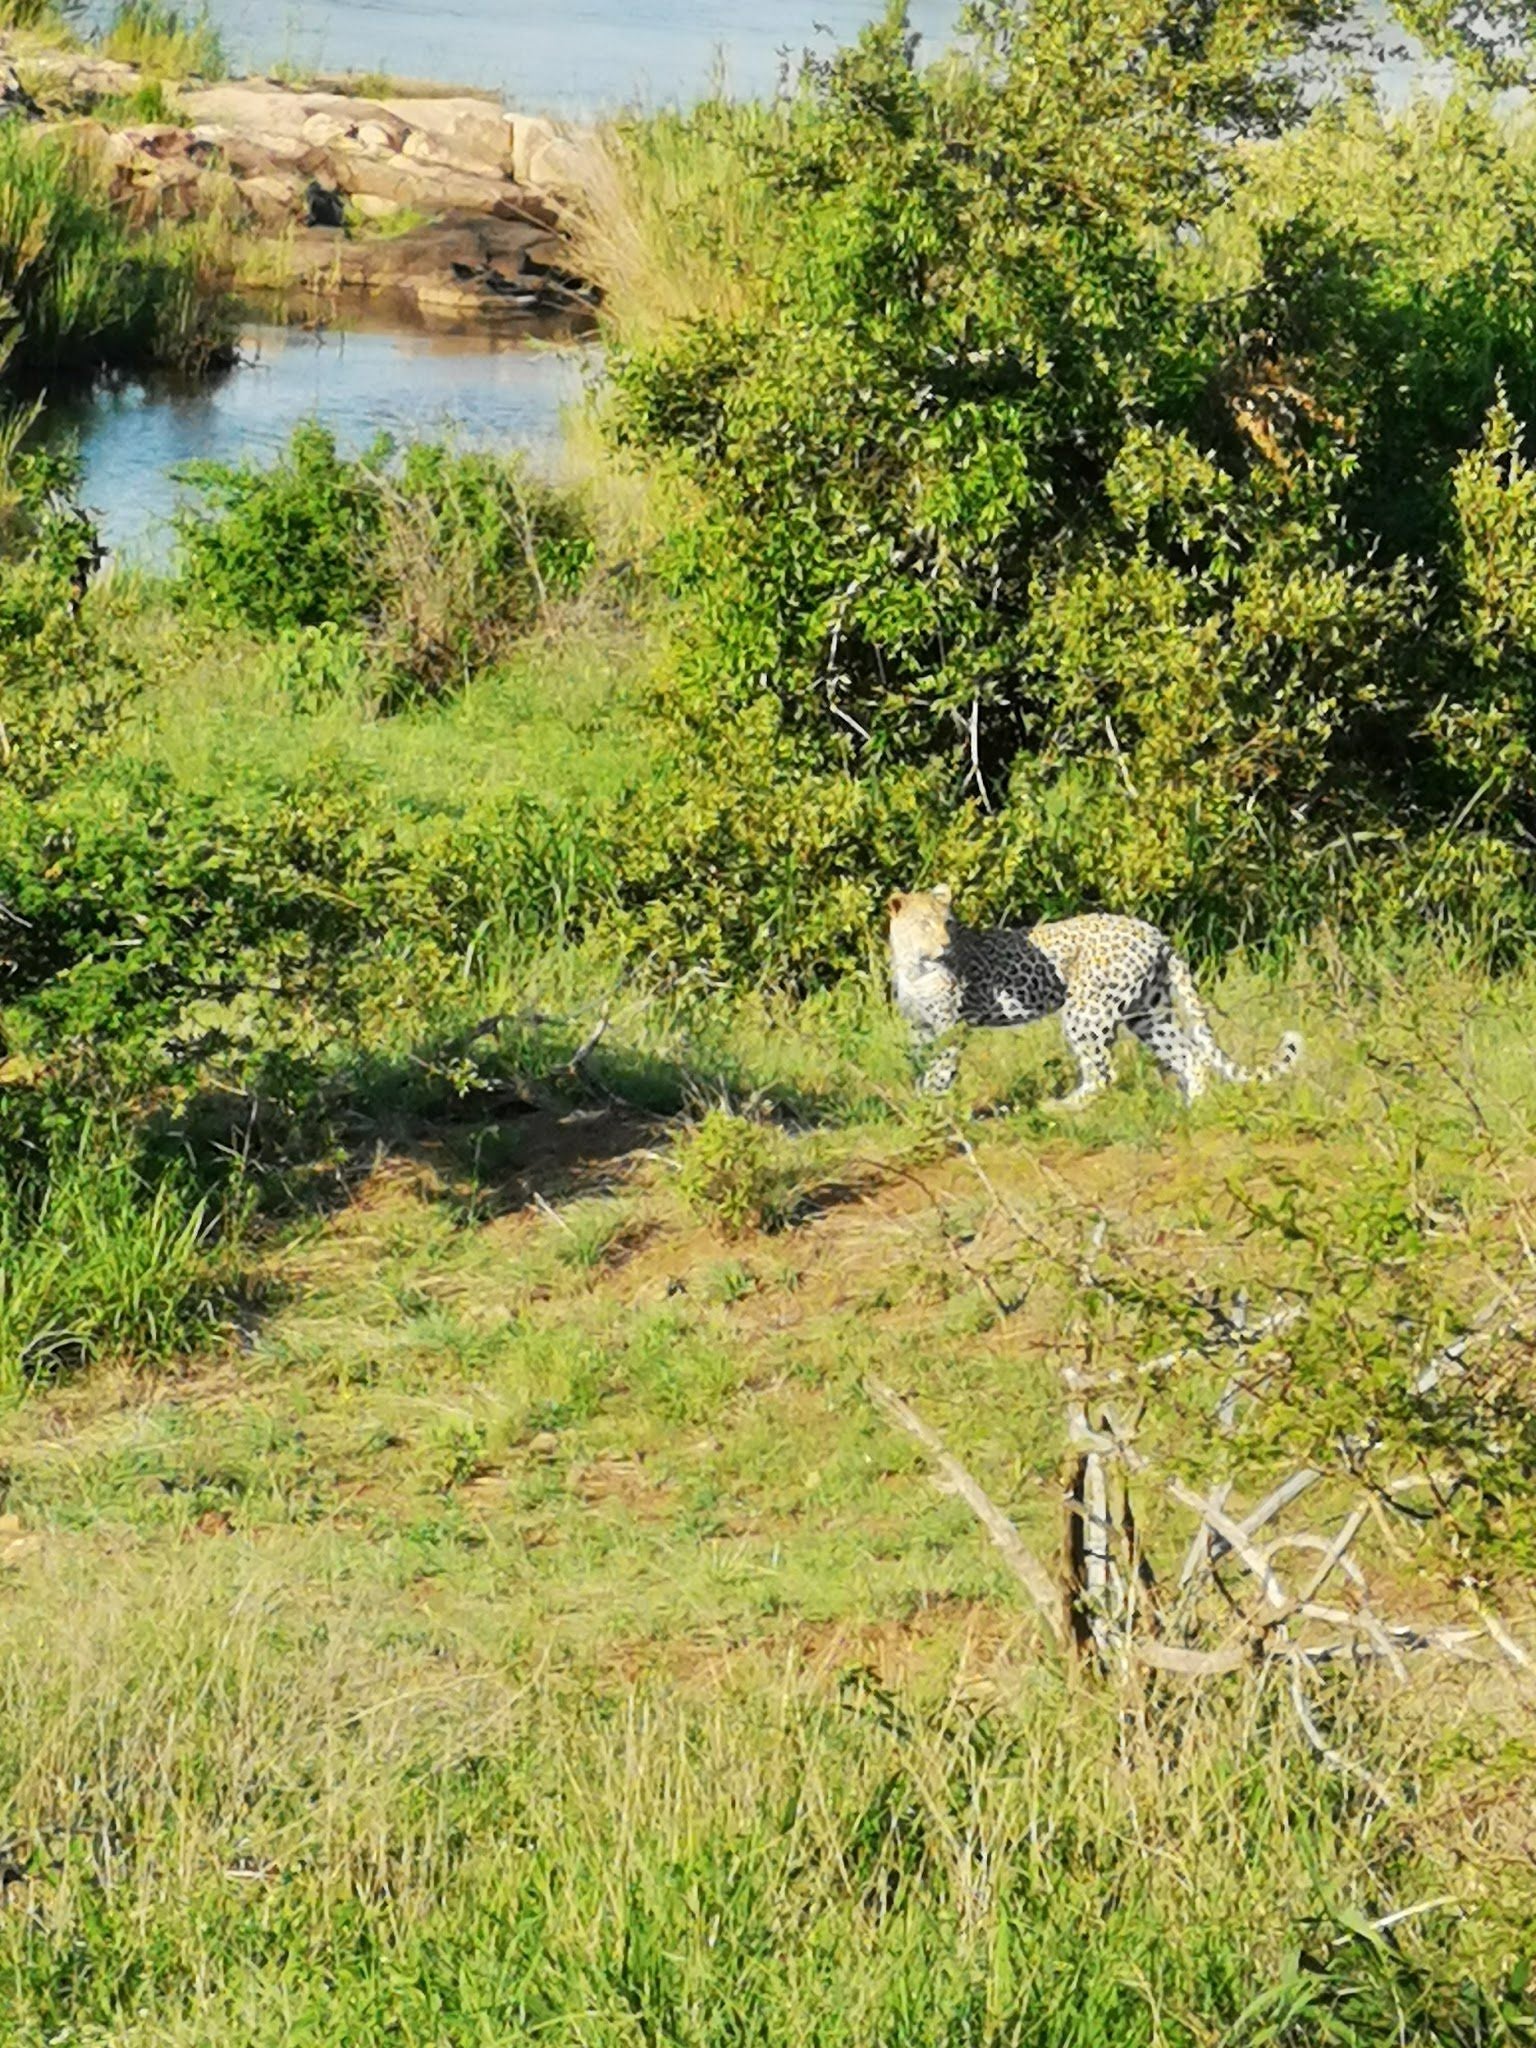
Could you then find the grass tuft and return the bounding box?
[99,0,225,80]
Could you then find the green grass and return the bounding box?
[98,0,224,81]
[0,120,230,382]
[89,77,186,125]
[0,1122,230,1391]
[0,1559,1521,2045]
[110,591,654,809]
[0,0,65,26]
[5,431,1536,2038]
[566,101,792,344]
[3,929,1536,2035]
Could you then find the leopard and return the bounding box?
[888,885,1300,1106]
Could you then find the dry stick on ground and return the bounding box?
[865,1374,1525,1695]
[1092,1405,1529,1680]
[876,1143,1536,1684]
[863,1377,1066,1646]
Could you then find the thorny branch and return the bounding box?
[864,1353,1534,1789]
[861,1127,1536,1781]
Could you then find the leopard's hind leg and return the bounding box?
[1124,955,1205,1103]
[1055,1001,1116,1107]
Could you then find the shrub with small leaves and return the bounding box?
[673,1109,794,1239]
[173,426,596,702]
[0,426,139,803]
[601,11,1536,984]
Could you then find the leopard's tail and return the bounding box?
[1167,950,1301,1086]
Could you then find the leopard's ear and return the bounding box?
[888,893,907,918]
[931,884,953,908]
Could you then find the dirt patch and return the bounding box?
[466,1103,666,1221]
[569,1453,675,1519]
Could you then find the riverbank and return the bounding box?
[1,32,599,335]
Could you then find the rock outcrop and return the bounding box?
[3,44,599,329]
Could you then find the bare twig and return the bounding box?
[1296,1506,1370,1605]
[532,1191,573,1234]
[1082,1446,1115,1653]
[967,696,993,814]
[1285,1654,1392,1802]
[1167,1482,1289,1611]
[1133,1638,1253,1677]
[1237,1468,1323,1540]
[1467,1597,1535,1674]
[1355,1898,1460,1939]
[1267,1530,1369,1596]
[1178,1480,1232,1588]
[562,1011,611,1075]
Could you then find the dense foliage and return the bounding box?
[1,425,608,1071]
[0,423,136,799]
[0,429,609,1376]
[601,2,1536,982]
[175,424,597,700]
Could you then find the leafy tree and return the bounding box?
[602,0,1536,982]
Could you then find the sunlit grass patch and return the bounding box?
[99,0,224,79]
[0,1114,249,1396]
[0,1530,1528,2045]
[0,121,230,382]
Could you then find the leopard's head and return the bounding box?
[887,885,955,971]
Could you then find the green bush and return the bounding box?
[0,741,611,1371]
[174,425,598,700]
[598,9,1536,985]
[0,765,614,1067]
[173,423,388,634]
[674,1107,794,1236]
[0,419,142,802]
[255,621,375,714]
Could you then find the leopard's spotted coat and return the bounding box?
[888,886,1300,1105]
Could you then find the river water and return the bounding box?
[52,319,594,564]
[56,0,1420,559]
[87,1,962,117]
[59,2,961,561]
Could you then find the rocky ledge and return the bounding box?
[3,48,597,330]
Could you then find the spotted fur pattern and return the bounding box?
[888,886,1300,1105]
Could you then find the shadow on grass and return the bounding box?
[1,1004,904,1386]
[148,1005,874,1223]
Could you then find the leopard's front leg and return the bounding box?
[893,956,966,1097]
[912,1019,965,1096]
[917,1038,961,1095]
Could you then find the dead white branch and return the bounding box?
[1295,1507,1371,1604]
[1285,1654,1392,1802]
[1178,1480,1232,1588]
[1082,1448,1116,1657]
[1236,1468,1324,1539]
[1167,1482,1289,1611]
